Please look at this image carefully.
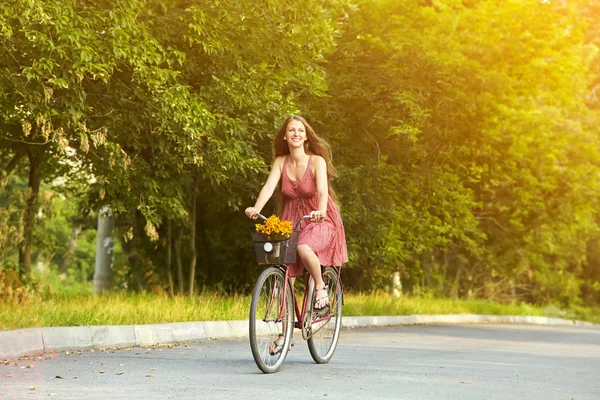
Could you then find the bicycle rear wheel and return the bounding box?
[307,266,343,364]
[249,267,294,373]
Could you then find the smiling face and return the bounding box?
[284,119,307,148]
[273,115,316,156]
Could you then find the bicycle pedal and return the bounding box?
[313,309,331,319]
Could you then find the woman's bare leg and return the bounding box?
[269,275,292,355]
[297,244,330,309]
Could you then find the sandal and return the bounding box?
[269,334,285,356]
[313,285,330,311]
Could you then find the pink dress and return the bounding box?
[281,155,348,277]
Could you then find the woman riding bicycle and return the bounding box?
[245,114,348,354]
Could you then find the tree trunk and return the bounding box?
[441,249,448,296]
[199,205,212,283]
[1,148,24,183]
[392,271,402,297]
[452,260,463,299]
[421,251,431,292]
[19,152,41,276]
[174,225,184,294]
[188,182,198,296]
[93,207,115,293]
[166,218,174,296]
[59,224,83,275]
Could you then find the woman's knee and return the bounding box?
[297,244,314,258]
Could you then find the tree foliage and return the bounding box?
[1,0,599,307]
[315,0,600,303]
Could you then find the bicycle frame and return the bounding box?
[254,213,342,338]
[279,263,342,339]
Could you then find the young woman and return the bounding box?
[245,114,348,317]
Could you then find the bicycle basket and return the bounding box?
[251,231,298,265]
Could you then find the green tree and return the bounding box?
[315,0,600,304]
[104,0,341,293]
[0,0,192,276]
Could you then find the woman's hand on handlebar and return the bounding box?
[245,207,259,220]
[309,210,326,222]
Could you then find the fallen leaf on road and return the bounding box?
[150,368,156,371]
[55,375,64,379]
[460,381,468,384]
[30,386,36,390]
[146,374,152,378]
[117,371,125,375]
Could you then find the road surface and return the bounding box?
[1,323,599,400]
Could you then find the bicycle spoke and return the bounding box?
[307,267,343,364]
[249,267,294,373]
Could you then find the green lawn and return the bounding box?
[1,292,597,331]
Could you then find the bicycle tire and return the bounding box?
[249,267,294,373]
[307,266,343,364]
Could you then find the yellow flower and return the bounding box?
[255,215,293,239]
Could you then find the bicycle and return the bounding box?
[248,214,343,374]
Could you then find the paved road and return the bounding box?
[1,324,599,400]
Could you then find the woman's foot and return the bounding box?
[269,334,285,356]
[314,285,330,310]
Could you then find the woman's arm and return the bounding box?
[312,156,328,221]
[245,156,284,219]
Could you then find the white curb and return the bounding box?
[91,325,136,348]
[0,328,44,360]
[0,314,594,360]
[341,314,595,328]
[41,326,93,353]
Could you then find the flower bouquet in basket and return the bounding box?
[252,215,296,265]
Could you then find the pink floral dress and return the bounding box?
[281,155,348,277]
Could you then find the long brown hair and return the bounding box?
[273,115,339,209]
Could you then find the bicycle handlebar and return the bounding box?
[294,215,311,230]
[255,213,310,231]
[255,213,268,221]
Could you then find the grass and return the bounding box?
[1,291,598,331]
[343,293,549,318]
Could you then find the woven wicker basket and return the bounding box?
[251,231,298,265]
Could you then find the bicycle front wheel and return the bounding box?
[307,266,343,364]
[249,267,294,374]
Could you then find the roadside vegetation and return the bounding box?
[2,0,600,324]
[3,292,598,331]
[1,271,598,330]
